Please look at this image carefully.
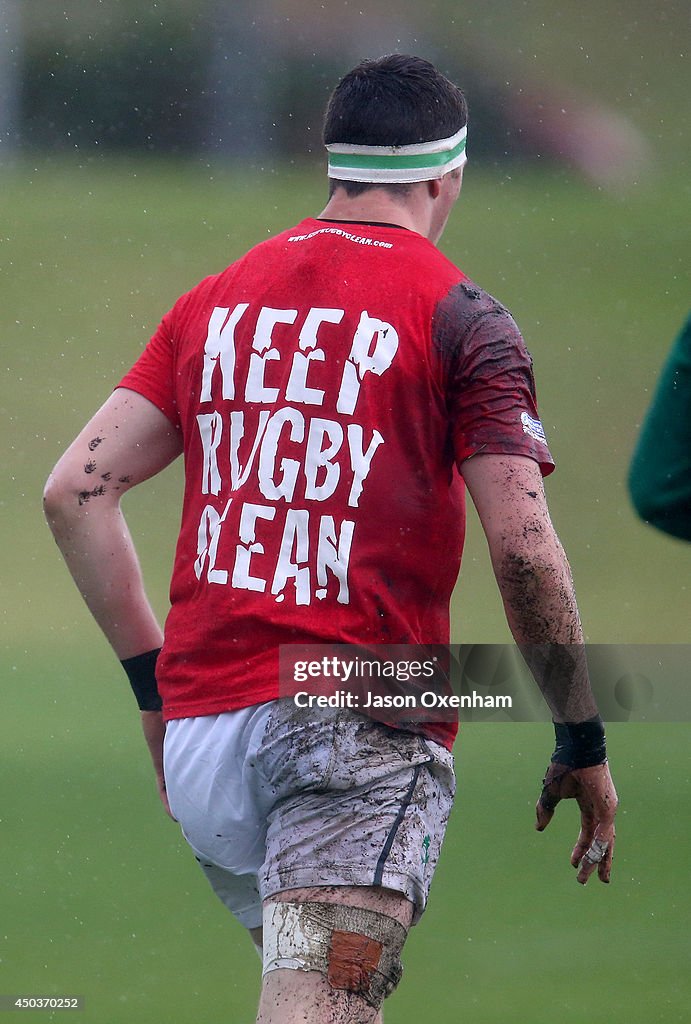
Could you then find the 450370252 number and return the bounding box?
[0,996,83,1011]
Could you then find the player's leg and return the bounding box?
[251,928,385,1022]
[252,925,386,1023]
[255,705,456,1023]
[165,702,455,1018]
[256,884,411,1024]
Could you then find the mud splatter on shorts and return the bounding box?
[164,700,455,929]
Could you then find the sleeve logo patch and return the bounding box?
[520,411,548,446]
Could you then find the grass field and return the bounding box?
[2,153,689,1022]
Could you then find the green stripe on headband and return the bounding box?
[328,135,467,172]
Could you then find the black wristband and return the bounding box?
[121,648,162,711]
[551,714,607,769]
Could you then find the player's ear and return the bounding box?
[427,178,443,199]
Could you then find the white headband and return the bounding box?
[326,125,467,183]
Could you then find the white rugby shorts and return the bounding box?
[164,700,455,930]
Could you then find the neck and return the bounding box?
[318,186,433,239]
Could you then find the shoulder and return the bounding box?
[431,278,526,369]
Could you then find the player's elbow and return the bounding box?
[628,480,691,540]
[492,534,582,644]
[43,467,74,532]
[627,459,691,539]
[489,520,566,583]
[43,461,101,532]
[495,543,563,595]
[628,488,662,529]
[627,462,658,522]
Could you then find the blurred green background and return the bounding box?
[2,1,689,1021]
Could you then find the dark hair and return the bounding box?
[323,54,468,198]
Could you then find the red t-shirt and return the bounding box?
[118,218,554,748]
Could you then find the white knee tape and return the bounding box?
[262,901,406,1009]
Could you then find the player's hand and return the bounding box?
[535,761,618,884]
[140,710,176,820]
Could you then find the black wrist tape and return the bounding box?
[121,648,162,711]
[551,714,607,769]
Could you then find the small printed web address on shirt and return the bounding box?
[288,227,393,249]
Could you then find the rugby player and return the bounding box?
[629,311,691,540]
[44,54,617,1024]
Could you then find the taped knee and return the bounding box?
[262,901,407,1009]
